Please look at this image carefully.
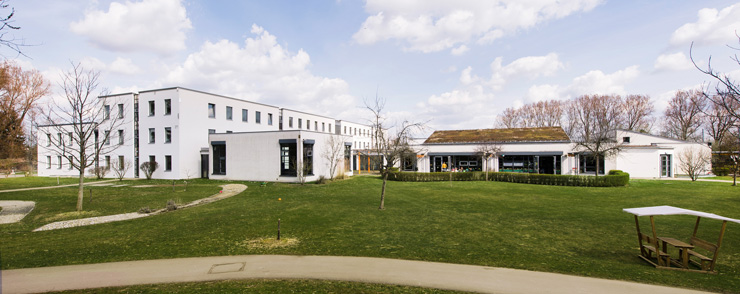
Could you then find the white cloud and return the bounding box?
[565,65,640,96]
[451,44,469,55]
[670,3,740,46]
[163,24,356,118]
[70,0,192,54]
[487,53,564,89]
[653,52,693,72]
[353,0,603,53]
[526,84,561,102]
[109,57,141,75]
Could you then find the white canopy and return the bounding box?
[623,205,740,224]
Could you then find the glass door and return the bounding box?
[660,154,672,177]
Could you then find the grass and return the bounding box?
[0,176,103,190]
[1,177,740,293]
[46,279,464,293]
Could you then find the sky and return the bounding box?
[7,0,740,136]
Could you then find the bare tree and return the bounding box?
[622,94,654,132]
[322,134,345,180]
[140,161,158,180]
[496,107,520,128]
[678,146,711,181]
[0,0,26,57]
[112,158,132,181]
[366,95,424,210]
[662,89,706,141]
[41,63,125,211]
[474,142,502,181]
[703,97,736,150]
[569,95,625,176]
[691,38,740,125]
[0,61,49,159]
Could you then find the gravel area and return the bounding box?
[33,184,247,232]
[0,200,36,224]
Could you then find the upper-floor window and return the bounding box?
[307,120,311,130]
[104,130,111,145]
[322,123,325,132]
[315,121,318,131]
[118,130,124,145]
[208,129,216,134]
[68,132,73,146]
[242,109,248,122]
[164,99,172,115]
[268,113,273,125]
[46,133,51,146]
[57,133,62,146]
[256,111,261,124]
[208,103,216,118]
[117,104,124,119]
[165,127,172,143]
[289,117,293,128]
[104,105,110,120]
[226,106,233,120]
[149,128,155,143]
[298,118,302,129]
[623,137,631,143]
[148,100,155,116]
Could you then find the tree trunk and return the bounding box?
[594,155,600,178]
[485,156,489,181]
[76,172,85,211]
[379,171,388,210]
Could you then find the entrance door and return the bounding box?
[201,154,209,179]
[539,156,554,174]
[660,154,672,177]
[433,156,442,172]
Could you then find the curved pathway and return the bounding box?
[0,200,35,224]
[2,255,712,294]
[33,184,247,232]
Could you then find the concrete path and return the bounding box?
[0,200,35,224]
[0,179,120,193]
[32,184,247,232]
[1,255,713,294]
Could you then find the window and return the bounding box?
[164,99,171,115]
[226,106,233,120]
[579,154,605,175]
[208,129,216,135]
[242,109,248,122]
[68,132,73,146]
[118,155,124,170]
[303,142,314,175]
[69,159,73,169]
[289,117,293,128]
[57,156,62,169]
[105,156,111,168]
[307,120,311,130]
[118,104,124,119]
[256,111,261,124]
[165,127,171,143]
[104,105,110,120]
[315,121,318,131]
[329,124,332,133]
[212,142,226,175]
[623,137,630,143]
[149,128,155,143]
[322,123,325,132]
[118,129,124,145]
[46,156,51,169]
[344,126,347,134]
[298,118,302,129]
[46,133,51,146]
[268,113,273,125]
[104,131,110,145]
[148,100,155,116]
[208,103,216,118]
[226,130,233,133]
[149,155,156,166]
[57,133,62,145]
[94,130,99,146]
[280,142,297,176]
[165,155,172,171]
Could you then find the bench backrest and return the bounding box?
[690,236,718,254]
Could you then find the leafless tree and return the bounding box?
[0,61,49,159]
[0,0,26,57]
[366,95,424,210]
[140,161,158,180]
[662,89,706,141]
[474,142,502,181]
[112,158,132,181]
[496,107,520,128]
[568,95,625,176]
[678,146,711,181]
[703,97,736,150]
[41,63,126,211]
[691,38,740,125]
[622,94,654,132]
[322,134,345,180]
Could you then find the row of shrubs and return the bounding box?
[387,170,630,187]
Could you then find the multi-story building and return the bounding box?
[38,87,375,181]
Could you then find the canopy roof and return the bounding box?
[623,205,740,224]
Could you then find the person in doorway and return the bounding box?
[442,162,447,171]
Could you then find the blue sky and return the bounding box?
[8,0,740,135]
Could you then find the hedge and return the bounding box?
[387,170,629,187]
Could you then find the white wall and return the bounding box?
[280,109,336,134]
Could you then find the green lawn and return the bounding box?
[1,177,740,293]
[46,279,463,294]
[0,176,104,190]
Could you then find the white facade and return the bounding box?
[208,131,352,182]
[612,130,712,178]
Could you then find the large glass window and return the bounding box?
[280,142,297,176]
[226,106,233,120]
[208,103,215,118]
[498,155,538,173]
[579,154,605,175]
[303,143,314,175]
[212,143,226,175]
[661,154,672,177]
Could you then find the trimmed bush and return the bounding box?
[388,170,629,187]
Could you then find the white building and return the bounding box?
[38,87,372,181]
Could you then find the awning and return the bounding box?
[279,139,297,144]
[623,205,740,224]
[303,139,315,144]
[499,151,564,156]
[428,152,477,156]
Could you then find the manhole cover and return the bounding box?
[208,262,246,274]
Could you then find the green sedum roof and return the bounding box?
[424,127,570,144]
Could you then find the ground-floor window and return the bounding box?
[118,156,125,170]
[165,155,172,172]
[212,143,226,175]
[499,155,537,173]
[47,156,51,169]
[344,143,351,172]
[402,152,417,171]
[303,143,314,176]
[358,154,382,171]
[280,142,297,176]
[579,154,604,175]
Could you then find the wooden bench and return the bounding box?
[688,236,719,272]
[638,232,670,267]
